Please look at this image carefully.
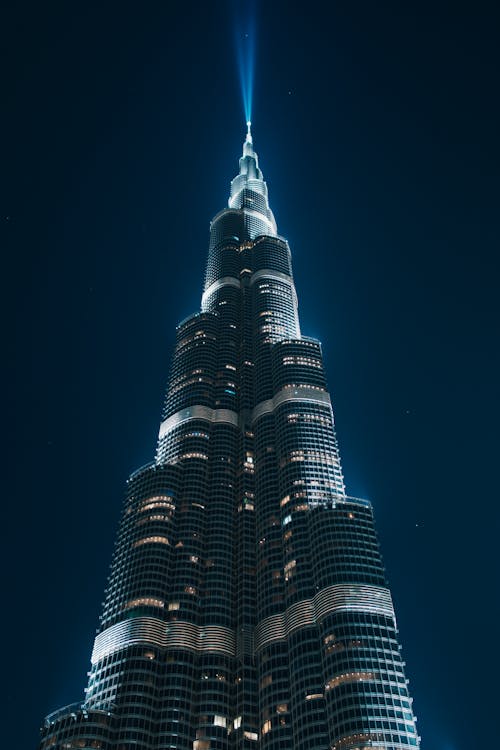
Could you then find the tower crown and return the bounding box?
[228,122,276,234]
[239,120,262,178]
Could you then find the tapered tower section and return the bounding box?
[40,125,420,750]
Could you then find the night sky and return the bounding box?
[4,2,499,748]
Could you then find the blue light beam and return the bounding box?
[234,6,256,124]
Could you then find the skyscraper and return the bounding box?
[40,123,420,750]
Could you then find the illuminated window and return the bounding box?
[284,559,296,581]
[276,703,288,713]
[177,452,208,461]
[140,495,174,511]
[282,355,321,368]
[185,585,197,595]
[243,731,258,741]
[124,597,164,610]
[261,720,271,736]
[233,716,242,729]
[136,513,170,525]
[140,500,175,512]
[260,674,272,689]
[325,672,377,690]
[133,535,170,547]
[168,601,180,611]
[305,693,324,700]
[213,715,226,727]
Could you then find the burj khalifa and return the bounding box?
[40,123,420,750]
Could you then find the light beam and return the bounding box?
[234,5,256,124]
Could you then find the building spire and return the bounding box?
[242,120,256,161]
[227,120,277,235]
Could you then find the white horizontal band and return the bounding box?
[92,584,394,663]
[202,269,297,309]
[314,584,394,621]
[91,618,235,664]
[252,386,332,423]
[201,276,241,308]
[159,406,239,438]
[210,207,277,235]
[249,268,292,286]
[159,388,331,437]
[254,584,395,652]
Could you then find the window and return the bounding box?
[325,672,377,690]
[124,597,164,610]
[140,495,175,512]
[133,535,170,547]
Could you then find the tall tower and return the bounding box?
[40,124,420,750]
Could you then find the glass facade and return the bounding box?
[39,125,420,750]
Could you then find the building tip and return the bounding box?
[245,120,253,144]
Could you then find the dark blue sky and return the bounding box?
[4,2,499,748]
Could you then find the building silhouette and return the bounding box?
[40,123,420,750]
